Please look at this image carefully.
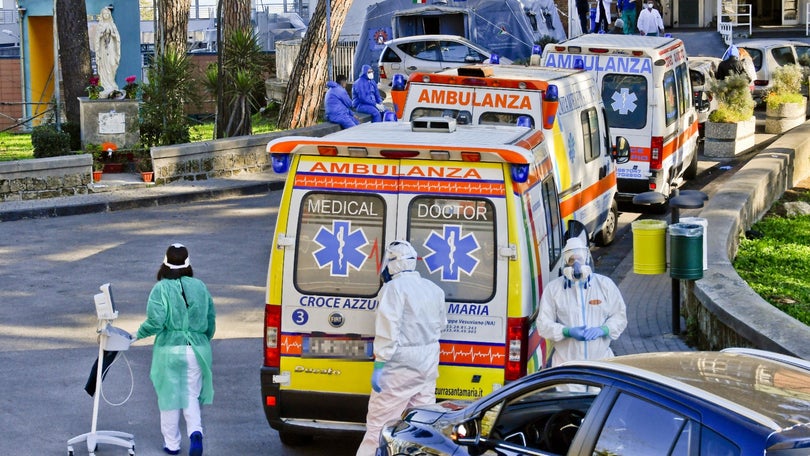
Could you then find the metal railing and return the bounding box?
[717,1,752,45]
[275,39,358,82]
[807,3,809,36]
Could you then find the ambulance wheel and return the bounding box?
[684,149,699,180]
[279,431,313,446]
[595,200,618,246]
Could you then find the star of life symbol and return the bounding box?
[312,220,369,277]
[611,88,638,115]
[423,225,480,282]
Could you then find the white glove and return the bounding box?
[376,103,385,112]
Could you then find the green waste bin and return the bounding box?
[632,219,667,274]
[669,223,704,280]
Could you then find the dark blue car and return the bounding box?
[378,348,810,456]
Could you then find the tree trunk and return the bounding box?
[216,0,252,138]
[278,0,353,130]
[56,0,91,125]
[156,0,191,54]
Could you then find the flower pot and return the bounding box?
[140,171,154,183]
[765,98,807,134]
[92,170,103,182]
[703,116,756,158]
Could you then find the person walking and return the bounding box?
[325,75,360,129]
[355,240,447,456]
[620,0,637,34]
[637,1,664,36]
[352,65,385,123]
[716,45,751,82]
[536,237,627,367]
[595,0,613,33]
[136,244,216,456]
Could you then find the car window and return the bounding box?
[676,63,690,117]
[487,382,601,454]
[400,40,441,61]
[663,69,678,126]
[794,45,810,66]
[581,107,600,163]
[593,392,688,455]
[440,40,487,64]
[700,427,740,456]
[743,47,763,70]
[381,46,402,63]
[601,74,648,129]
[689,68,706,87]
[771,47,796,66]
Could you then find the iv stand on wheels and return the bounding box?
[68,283,135,456]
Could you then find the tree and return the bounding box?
[156,0,191,54]
[278,0,353,130]
[215,0,252,138]
[56,0,91,126]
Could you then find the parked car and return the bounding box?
[377,34,511,92]
[688,56,720,134]
[378,348,810,456]
[738,39,810,104]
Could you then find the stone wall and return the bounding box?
[687,121,810,360]
[0,155,92,201]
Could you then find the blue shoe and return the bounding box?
[163,447,180,455]
[190,431,203,456]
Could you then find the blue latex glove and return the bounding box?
[566,325,587,341]
[583,326,607,341]
[371,361,385,393]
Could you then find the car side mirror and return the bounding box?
[451,420,480,446]
[612,136,631,164]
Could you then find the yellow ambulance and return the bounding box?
[261,118,628,443]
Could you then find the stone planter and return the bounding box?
[78,97,141,149]
[765,97,807,134]
[703,116,756,158]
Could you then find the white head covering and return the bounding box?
[382,240,417,276]
[163,243,191,269]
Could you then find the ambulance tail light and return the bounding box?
[460,152,481,162]
[318,145,339,156]
[542,84,559,129]
[270,153,291,174]
[460,78,487,86]
[632,50,644,56]
[588,47,609,54]
[381,149,419,159]
[650,136,664,170]
[264,305,281,367]
[505,317,529,381]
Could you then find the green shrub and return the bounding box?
[708,74,755,123]
[31,124,71,158]
[770,63,803,96]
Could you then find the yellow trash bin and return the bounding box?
[632,219,667,274]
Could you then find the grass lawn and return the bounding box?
[734,184,810,325]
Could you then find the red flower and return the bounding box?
[89,76,100,86]
[125,75,137,84]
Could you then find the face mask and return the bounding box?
[647,3,653,8]
[367,72,374,79]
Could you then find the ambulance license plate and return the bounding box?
[303,336,373,359]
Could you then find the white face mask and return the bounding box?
[367,72,374,79]
[646,3,653,8]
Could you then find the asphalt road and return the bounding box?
[0,192,362,455]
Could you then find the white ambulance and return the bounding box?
[261,118,628,443]
[541,35,700,204]
[397,64,628,245]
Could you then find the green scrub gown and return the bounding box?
[137,277,216,411]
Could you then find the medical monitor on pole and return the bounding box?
[94,283,118,320]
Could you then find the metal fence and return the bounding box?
[275,39,358,82]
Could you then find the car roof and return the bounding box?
[385,34,478,45]
[564,350,810,430]
[738,39,805,49]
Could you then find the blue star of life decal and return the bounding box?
[312,220,369,277]
[611,88,638,115]
[423,225,480,282]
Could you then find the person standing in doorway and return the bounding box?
[355,240,447,455]
[136,244,216,456]
[94,6,120,97]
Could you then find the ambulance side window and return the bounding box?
[602,74,647,129]
[294,192,386,297]
[580,107,600,163]
[663,70,678,126]
[676,63,690,117]
[541,177,563,266]
[407,197,496,302]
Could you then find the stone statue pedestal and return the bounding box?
[78,97,140,149]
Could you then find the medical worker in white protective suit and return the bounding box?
[356,240,447,456]
[537,237,627,367]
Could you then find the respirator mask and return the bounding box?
[561,238,592,288]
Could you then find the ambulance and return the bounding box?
[261,118,629,443]
[541,35,700,204]
[397,64,626,246]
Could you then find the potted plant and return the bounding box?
[136,150,154,183]
[86,143,105,181]
[764,63,807,134]
[123,75,139,100]
[704,74,756,158]
[86,75,103,100]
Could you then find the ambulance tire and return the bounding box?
[684,149,699,180]
[279,431,313,446]
[595,200,618,246]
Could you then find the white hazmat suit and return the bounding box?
[537,238,627,367]
[356,241,447,456]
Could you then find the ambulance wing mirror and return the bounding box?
[612,136,631,164]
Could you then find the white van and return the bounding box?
[398,64,627,245]
[261,118,628,443]
[541,35,700,203]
